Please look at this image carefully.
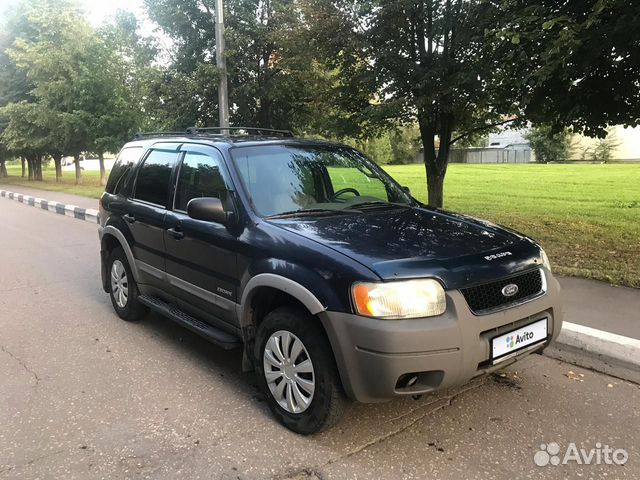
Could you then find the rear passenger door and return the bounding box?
[128,144,180,287]
[163,144,239,328]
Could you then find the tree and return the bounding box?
[302,0,517,207]
[99,11,160,134]
[0,101,49,180]
[590,131,621,163]
[6,0,118,184]
[525,124,572,163]
[0,0,38,180]
[0,137,10,178]
[87,21,144,185]
[144,0,341,132]
[389,125,422,165]
[579,128,621,163]
[494,0,640,139]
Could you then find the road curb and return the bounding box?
[554,321,640,366]
[0,189,99,224]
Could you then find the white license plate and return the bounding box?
[491,318,548,363]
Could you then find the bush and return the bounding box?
[525,124,572,163]
[580,128,620,163]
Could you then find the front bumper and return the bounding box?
[319,268,562,403]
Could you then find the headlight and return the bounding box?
[540,248,552,271]
[352,279,446,319]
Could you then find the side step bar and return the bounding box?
[139,295,242,350]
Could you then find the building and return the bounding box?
[569,126,640,162]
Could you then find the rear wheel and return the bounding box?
[255,307,347,434]
[107,247,147,321]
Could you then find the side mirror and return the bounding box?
[187,197,228,224]
[402,186,411,195]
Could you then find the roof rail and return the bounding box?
[133,132,185,140]
[186,126,294,137]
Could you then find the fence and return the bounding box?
[415,147,533,164]
[448,147,532,164]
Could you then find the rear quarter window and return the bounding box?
[105,146,144,194]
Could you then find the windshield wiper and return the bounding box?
[265,208,358,219]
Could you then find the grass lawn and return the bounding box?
[387,163,640,288]
[2,164,105,198]
[2,162,639,287]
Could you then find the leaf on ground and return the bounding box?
[565,371,584,382]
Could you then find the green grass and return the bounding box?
[2,164,105,198]
[386,163,640,288]
[2,162,639,287]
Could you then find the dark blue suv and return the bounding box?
[99,128,562,434]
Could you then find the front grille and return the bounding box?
[460,269,544,314]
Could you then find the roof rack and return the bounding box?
[186,126,294,137]
[133,132,185,140]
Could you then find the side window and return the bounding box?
[105,146,143,194]
[134,149,178,206]
[174,151,229,212]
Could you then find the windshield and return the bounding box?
[230,144,412,217]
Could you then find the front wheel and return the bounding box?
[255,307,347,434]
[107,247,147,321]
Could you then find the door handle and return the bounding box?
[167,227,184,240]
[123,214,136,224]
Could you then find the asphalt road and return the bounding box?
[1,198,639,479]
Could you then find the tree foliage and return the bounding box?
[301,0,640,206]
[1,0,142,184]
[144,0,343,132]
[0,0,639,200]
[494,0,640,138]
[301,0,518,206]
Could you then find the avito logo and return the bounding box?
[505,331,534,350]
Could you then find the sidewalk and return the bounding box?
[0,185,98,211]
[558,276,640,340]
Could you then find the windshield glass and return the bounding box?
[230,144,412,217]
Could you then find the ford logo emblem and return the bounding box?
[502,284,519,297]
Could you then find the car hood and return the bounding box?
[269,207,543,289]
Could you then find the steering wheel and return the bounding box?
[332,187,360,202]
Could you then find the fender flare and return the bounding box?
[238,273,326,328]
[100,225,139,282]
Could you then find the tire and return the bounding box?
[254,306,347,434]
[107,247,147,321]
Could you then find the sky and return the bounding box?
[79,0,146,26]
[0,0,154,33]
[0,0,172,57]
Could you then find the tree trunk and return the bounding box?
[26,155,34,181]
[21,157,26,177]
[54,154,63,182]
[419,113,454,208]
[34,154,43,181]
[426,166,445,208]
[419,117,444,208]
[74,154,82,185]
[0,159,7,178]
[98,151,106,187]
